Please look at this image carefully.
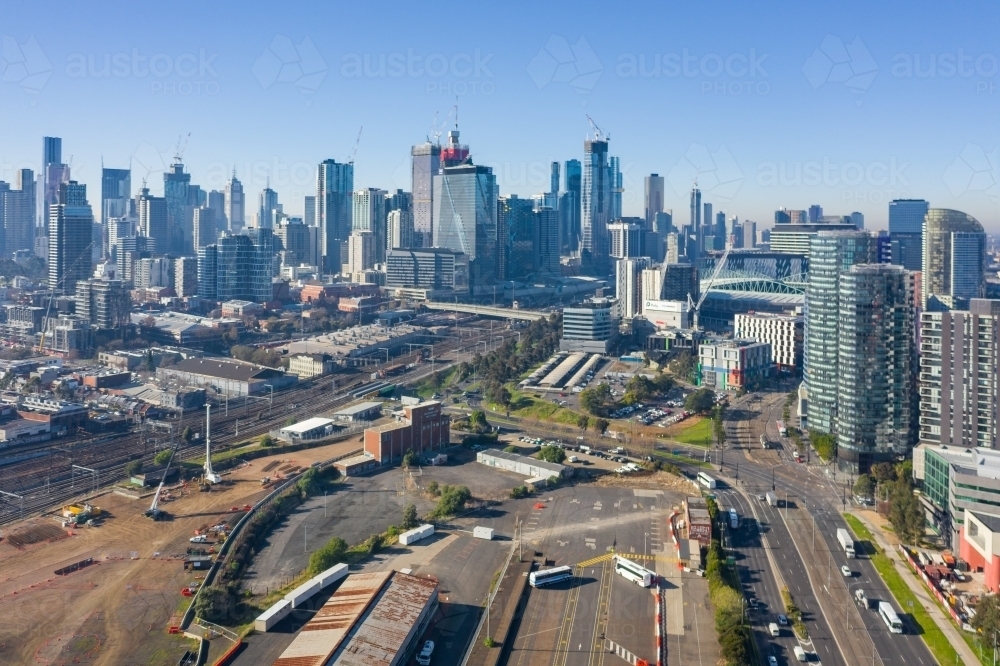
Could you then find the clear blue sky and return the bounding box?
[2,0,999,231]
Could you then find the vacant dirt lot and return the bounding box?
[0,438,360,666]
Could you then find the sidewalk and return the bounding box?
[849,510,979,666]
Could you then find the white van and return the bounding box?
[568,456,579,463]
[768,622,780,637]
[793,646,807,661]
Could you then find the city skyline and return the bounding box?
[1,0,999,231]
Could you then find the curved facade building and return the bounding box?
[922,209,986,310]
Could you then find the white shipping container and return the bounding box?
[473,526,494,540]
[254,599,291,632]
[399,523,435,545]
[284,578,321,608]
[314,563,348,589]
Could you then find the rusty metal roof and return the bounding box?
[272,570,391,666]
[330,572,438,666]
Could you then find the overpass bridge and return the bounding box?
[422,301,548,321]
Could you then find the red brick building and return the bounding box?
[363,401,450,464]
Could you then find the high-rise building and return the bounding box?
[563,159,582,253]
[0,169,35,254]
[198,244,218,300]
[136,256,171,288]
[665,233,680,264]
[661,262,699,302]
[688,187,702,260]
[215,229,274,303]
[48,181,94,293]
[385,248,469,296]
[850,211,864,229]
[385,189,412,215]
[224,172,245,231]
[922,209,986,310]
[498,195,535,281]
[352,188,387,262]
[136,187,168,254]
[276,216,311,265]
[770,221,858,256]
[207,189,227,230]
[734,312,804,372]
[100,167,131,230]
[257,186,279,229]
[804,231,877,435]
[808,204,823,223]
[42,137,65,222]
[193,206,216,252]
[175,256,198,297]
[742,221,756,249]
[535,206,560,276]
[582,140,612,265]
[888,198,928,270]
[75,270,130,330]
[317,158,354,273]
[163,162,191,253]
[616,257,651,320]
[304,195,316,227]
[644,174,664,229]
[610,156,623,221]
[432,142,497,286]
[920,299,1000,450]
[609,220,643,259]
[387,209,414,251]
[411,142,441,248]
[345,230,376,275]
[836,264,915,472]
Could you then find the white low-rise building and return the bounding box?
[733,312,803,372]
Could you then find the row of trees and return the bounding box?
[578,373,677,418]
[853,460,924,545]
[705,497,752,665]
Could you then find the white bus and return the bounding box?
[776,420,788,437]
[697,472,717,489]
[728,508,739,530]
[878,601,904,634]
[613,556,655,587]
[529,565,573,588]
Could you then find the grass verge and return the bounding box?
[672,417,714,446]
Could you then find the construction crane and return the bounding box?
[173,133,191,164]
[37,240,95,352]
[586,114,608,141]
[203,404,222,484]
[347,126,363,165]
[685,245,732,332]
[145,448,175,519]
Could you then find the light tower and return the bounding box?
[204,404,222,484]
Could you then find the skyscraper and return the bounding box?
[582,140,612,265]
[257,186,279,229]
[644,174,664,229]
[432,162,497,285]
[42,137,64,222]
[193,206,216,252]
[498,195,535,280]
[100,167,131,227]
[346,230,376,275]
[48,181,94,293]
[922,208,986,310]
[304,195,316,227]
[808,204,823,223]
[174,256,198,297]
[163,162,191,253]
[616,257,651,320]
[387,209,414,251]
[836,264,915,472]
[411,141,441,248]
[0,169,35,254]
[352,188,387,262]
[535,205,560,277]
[136,187,168,255]
[562,159,582,253]
[888,199,928,270]
[804,231,877,435]
[689,187,702,260]
[276,216,311,266]
[215,229,274,303]
[317,158,354,273]
[850,211,864,230]
[197,244,218,300]
[609,155,623,221]
[224,172,245,231]
[608,220,643,259]
[207,189,226,230]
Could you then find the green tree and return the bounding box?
[402,449,418,468]
[579,383,613,415]
[259,434,274,447]
[888,478,924,545]
[140,349,156,372]
[124,460,143,477]
[194,586,232,624]
[538,445,566,464]
[871,462,897,483]
[594,418,610,435]
[809,431,837,462]
[308,536,348,575]
[684,388,716,414]
[577,414,590,431]
[153,449,172,466]
[429,484,471,518]
[401,503,419,529]
[972,593,1000,647]
[427,481,440,496]
[503,445,519,453]
[712,405,727,447]
[469,409,488,432]
[181,426,193,442]
[625,375,655,401]
[853,474,875,499]
[652,373,674,394]
[509,485,529,499]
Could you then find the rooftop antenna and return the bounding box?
[204,404,222,484]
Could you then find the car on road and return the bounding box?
[777,614,787,625]
[748,597,758,609]
[841,565,852,577]
[768,657,778,666]
[756,493,766,501]
[416,640,435,665]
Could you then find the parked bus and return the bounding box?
[697,472,717,489]
[878,601,904,634]
[613,556,655,587]
[529,565,573,588]
[729,508,739,530]
[776,420,788,437]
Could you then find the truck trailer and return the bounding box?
[765,491,778,507]
[837,528,856,558]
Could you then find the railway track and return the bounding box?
[0,332,494,526]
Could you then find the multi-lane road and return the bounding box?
[717,391,936,666]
